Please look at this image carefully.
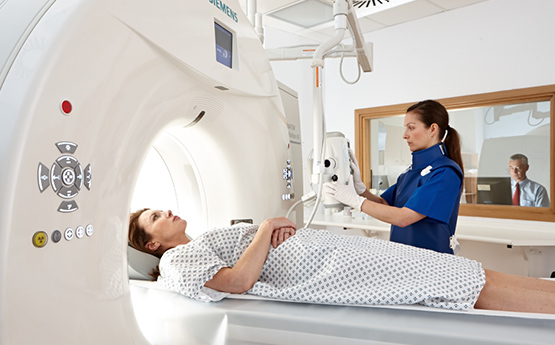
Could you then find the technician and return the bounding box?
[325,100,464,254]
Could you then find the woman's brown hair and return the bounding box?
[407,100,464,172]
[128,208,161,280]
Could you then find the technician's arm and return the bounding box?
[324,180,425,227]
[204,217,296,294]
[360,200,425,228]
[359,188,388,205]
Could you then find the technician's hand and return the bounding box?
[324,176,366,212]
[349,149,367,195]
[271,226,296,248]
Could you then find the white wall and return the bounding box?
[269,0,555,179]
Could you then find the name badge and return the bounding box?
[421,165,432,176]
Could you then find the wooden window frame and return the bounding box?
[354,85,555,222]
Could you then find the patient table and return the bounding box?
[130,280,555,345]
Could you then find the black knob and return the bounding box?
[331,175,338,182]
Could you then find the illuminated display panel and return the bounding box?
[215,22,232,68]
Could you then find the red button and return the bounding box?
[61,100,72,114]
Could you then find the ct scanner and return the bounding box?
[2,0,555,344]
[1,0,299,343]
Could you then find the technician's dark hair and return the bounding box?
[407,100,464,172]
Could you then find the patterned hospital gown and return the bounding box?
[158,224,486,311]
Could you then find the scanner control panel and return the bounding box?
[37,141,92,213]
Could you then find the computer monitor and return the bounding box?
[476,177,512,205]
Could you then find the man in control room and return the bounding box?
[509,153,550,207]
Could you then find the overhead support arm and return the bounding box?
[346,0,372,72]
[311,0,348,69]
[311,0,349,180]
[305,0,373,227]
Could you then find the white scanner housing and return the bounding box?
[0,0,301,343]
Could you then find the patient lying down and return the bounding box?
[129,209,555,314]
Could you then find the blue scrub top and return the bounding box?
[381,143,463,254]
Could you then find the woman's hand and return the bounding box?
[261,216,296,230]
[271,226,296,248]
[205,217,296,293]
[324,176,366,212]
[349,149,367,195]
[259,217,297,248]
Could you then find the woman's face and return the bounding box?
[403,111,439,152]
[138,209,189,252]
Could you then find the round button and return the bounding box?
[75,226,84,239]
[32,231,48,248]
[64,228,74,241]
[60,100,72,114]
[62,168,76,186]
[85,224,94,237]
[52,230,62,243]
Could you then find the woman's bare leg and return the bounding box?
[485,269,555,293]
[475,269,555,314]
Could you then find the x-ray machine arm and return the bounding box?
[305,0,372,226]
[312,0,372,173]
[311,0,372,174]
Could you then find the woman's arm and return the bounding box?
[360,189,388,205]
[359,187,425,227]
[204,217,296,294]
[324,181,425,227]
[360,200,425,227]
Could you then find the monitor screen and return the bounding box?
[476,177,512,205]
[214,22,232,68]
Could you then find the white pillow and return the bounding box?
[127,245,160,280]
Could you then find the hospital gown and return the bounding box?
[158,224,485,311]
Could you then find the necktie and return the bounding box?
[512,183,520,206]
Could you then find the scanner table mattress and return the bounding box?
[157,225,485,310]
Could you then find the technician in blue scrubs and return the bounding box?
[325,100,464,254]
